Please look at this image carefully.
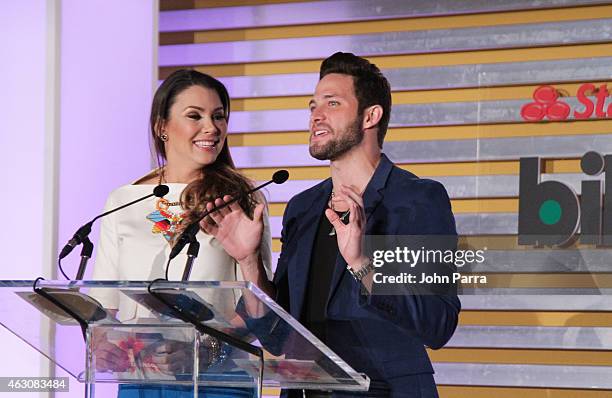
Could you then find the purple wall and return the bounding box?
[56,1,156,395]
[0,2,51,395]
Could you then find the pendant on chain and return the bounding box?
[329,210,350,236]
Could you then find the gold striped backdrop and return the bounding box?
[160,1,612,396]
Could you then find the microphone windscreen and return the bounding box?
[272,170,289,184]
[153,184,170,197]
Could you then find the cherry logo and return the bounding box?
[521,85,571,121]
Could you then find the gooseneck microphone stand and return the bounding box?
[166,169,289,281]
[57,184,170,280]
[181,238,200,281]
[75,237,94,281]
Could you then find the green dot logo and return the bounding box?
[539,199,562,225]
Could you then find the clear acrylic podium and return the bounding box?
[0,280,369,397]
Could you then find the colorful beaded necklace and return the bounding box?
[145,168,185,243]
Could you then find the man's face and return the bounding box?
[308,73,363,161]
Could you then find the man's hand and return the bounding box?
[199,195,265,264]
[325,185,369,268]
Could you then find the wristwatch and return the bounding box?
[347,258,374,282]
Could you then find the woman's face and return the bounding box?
[162,85,228,171]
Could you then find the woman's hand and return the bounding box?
[146,341,192,375]
[199,195,265,263]
[92,335,130,373]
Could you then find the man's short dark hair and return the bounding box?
[319,52,392,148]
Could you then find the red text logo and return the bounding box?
[521,83,612,121]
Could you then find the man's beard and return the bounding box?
[309,118,364,161]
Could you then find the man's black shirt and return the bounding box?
[301,210,345,342]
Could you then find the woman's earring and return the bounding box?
[160,132,169,142]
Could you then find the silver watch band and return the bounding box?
[347,258,374,282]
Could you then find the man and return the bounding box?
[204,52,460,397]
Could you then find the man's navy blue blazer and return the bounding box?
[268,154,460,392]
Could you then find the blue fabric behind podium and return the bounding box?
[118,384,254,398]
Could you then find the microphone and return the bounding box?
[169,170,289,261]
[59,184,169,260]
[271,169,289,185]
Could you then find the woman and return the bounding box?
[91,69,272,397]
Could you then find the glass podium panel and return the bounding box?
[0,280,369,392]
